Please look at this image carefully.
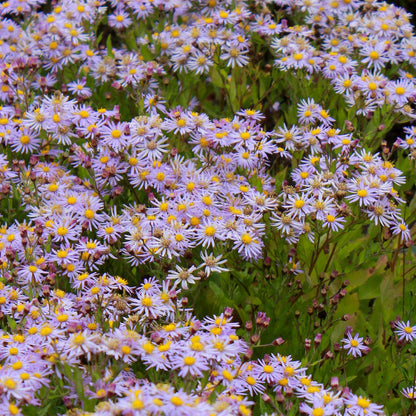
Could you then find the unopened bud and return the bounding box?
[285,387,293,397]
[345,120,354,131]
[244,349,253,360]
[276,391,285,403]
[224,307,233,318]
[42,285,50,297]
[261,393,272,403]
[251,334,260,344]
[272,337,285,346]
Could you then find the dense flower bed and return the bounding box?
[1,0,416,415]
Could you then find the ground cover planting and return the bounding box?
[2,0,416,414]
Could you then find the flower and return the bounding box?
[322,211,345,232]
[167,265,199,289]
[198,251,229,276]
[394,320,416,342]
[171,351,209,377]
[341,332,370,357]
[344,393,384,416]
[108,10,133,29]
[220,42,250,68]
[402,386,416,399]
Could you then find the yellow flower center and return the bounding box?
[294,200,305,209]
[111,129,122,139]
[241,234,252,244]
[205,226,215,236]
[369,51,379,59]
[171,396,183,406]
[357,398,370,408]
[184,356,196,365]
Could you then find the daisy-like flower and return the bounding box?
[67,78,92,98]
[322,211,345,232]
[220,42,250,68]
[297,98,321,125]
[360,42,389,71]
[387,79,414,107]
[236,108,265,121]
[187,51,213,75]
[162,389,199,416]
[394,320,416,342]
[100,121,129,151]
[283,193,313,219]
[130,290,164,318]
[195,221,225,248]
[402,386,416,399]
[391,220,411,242]
[172,351,209,377]
[67,331,101,359]
[16,264,47,286]
[344,393,384,416]
[167,265,199,289]
[198,251,229,276]
[341,332,369,357]
[299,397,337,416]
[108,10,133,29]
[233,230,263,261]
[365,198,393,227]
[10,129,40,154]
[346,179,377,207]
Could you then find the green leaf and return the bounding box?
[259,75,270,98]
[246,296,262,306]
[210,68,224,89]
[106,35,113,58]
[7,316,16,330]
[96,32,103,46]
[251,81,259,103]
[140,44,154,61]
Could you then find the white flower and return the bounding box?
[199,251,229,277]
[167,265,199,289]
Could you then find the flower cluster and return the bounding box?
[0,0,415,414]
[271,98,410,246]
[271,1,416,116]
[0,275,387,416]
